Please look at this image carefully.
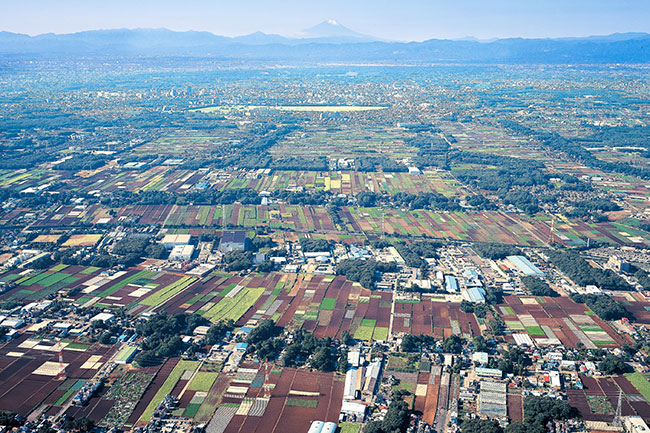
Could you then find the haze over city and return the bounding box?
[3,0,650,40]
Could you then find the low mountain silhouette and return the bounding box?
[0,27,649,63]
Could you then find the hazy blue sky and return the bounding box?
[2,0,650,41]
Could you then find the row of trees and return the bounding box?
[246,320,342,373]
[391,191,460,211]
[101,187,262,207]
[363,394,411,433]
[134,313,209,366]
[52,153,108,171]
[393,240,440,273]
[548,250,631,291]
[502,120,650,180]
[223,251,253,271]
[282,329,339,372]
[569,293,628,321]
[452,151,548,192]
[300,238,332,252]
[336,259,398,289]
[356,156,408,172]
[520,276,558,297]
[458,396,580,433]
[53,234,168,270]
[472,243,522,260]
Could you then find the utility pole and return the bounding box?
[55,339,66,381]
[550,214,555,245]
[263,361,271,398]
[613,388,623,428]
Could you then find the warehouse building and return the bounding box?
[161,234,192,249]
[169,244,195,261]
[506,255,544,276]
[219,230,249,252]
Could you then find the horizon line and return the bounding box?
[2,26,649,44]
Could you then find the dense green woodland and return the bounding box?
[548,250,631,291]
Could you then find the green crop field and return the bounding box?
[187,372,218,392]
[625,372,650,401]
[353,325,374,340]
[139,360,200,421]
[580,325,604,332]
[115,346,138,363]
[373,327,389,340]
[203,287,265,322]
[525,326,546,337]
[319,298,336,310]
[99,270,154,297]
[285,398,318,408]
[339,423,361,433]
[140,276,197,306]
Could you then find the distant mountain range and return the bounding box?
[1,23,649,63]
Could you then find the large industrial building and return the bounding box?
[219,230,248,253]
[161,233,192,249]
[506,255,544,276]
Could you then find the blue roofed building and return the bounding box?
[445,275,459,292]
[506,255,544,276]
[235,342,249,352]
[464,286,486,303]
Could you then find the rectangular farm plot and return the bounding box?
[139,360,200,421]
[319,298,336,310]
[139,276,197,307]
[188,372,219,392]
[625,372,650,402]
[33,361,69,376]
[497,295,626,348]
[203,287,266,323]
[62,234,103,247]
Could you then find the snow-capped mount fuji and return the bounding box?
[1,27,649,63]
[299,20,381,42]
